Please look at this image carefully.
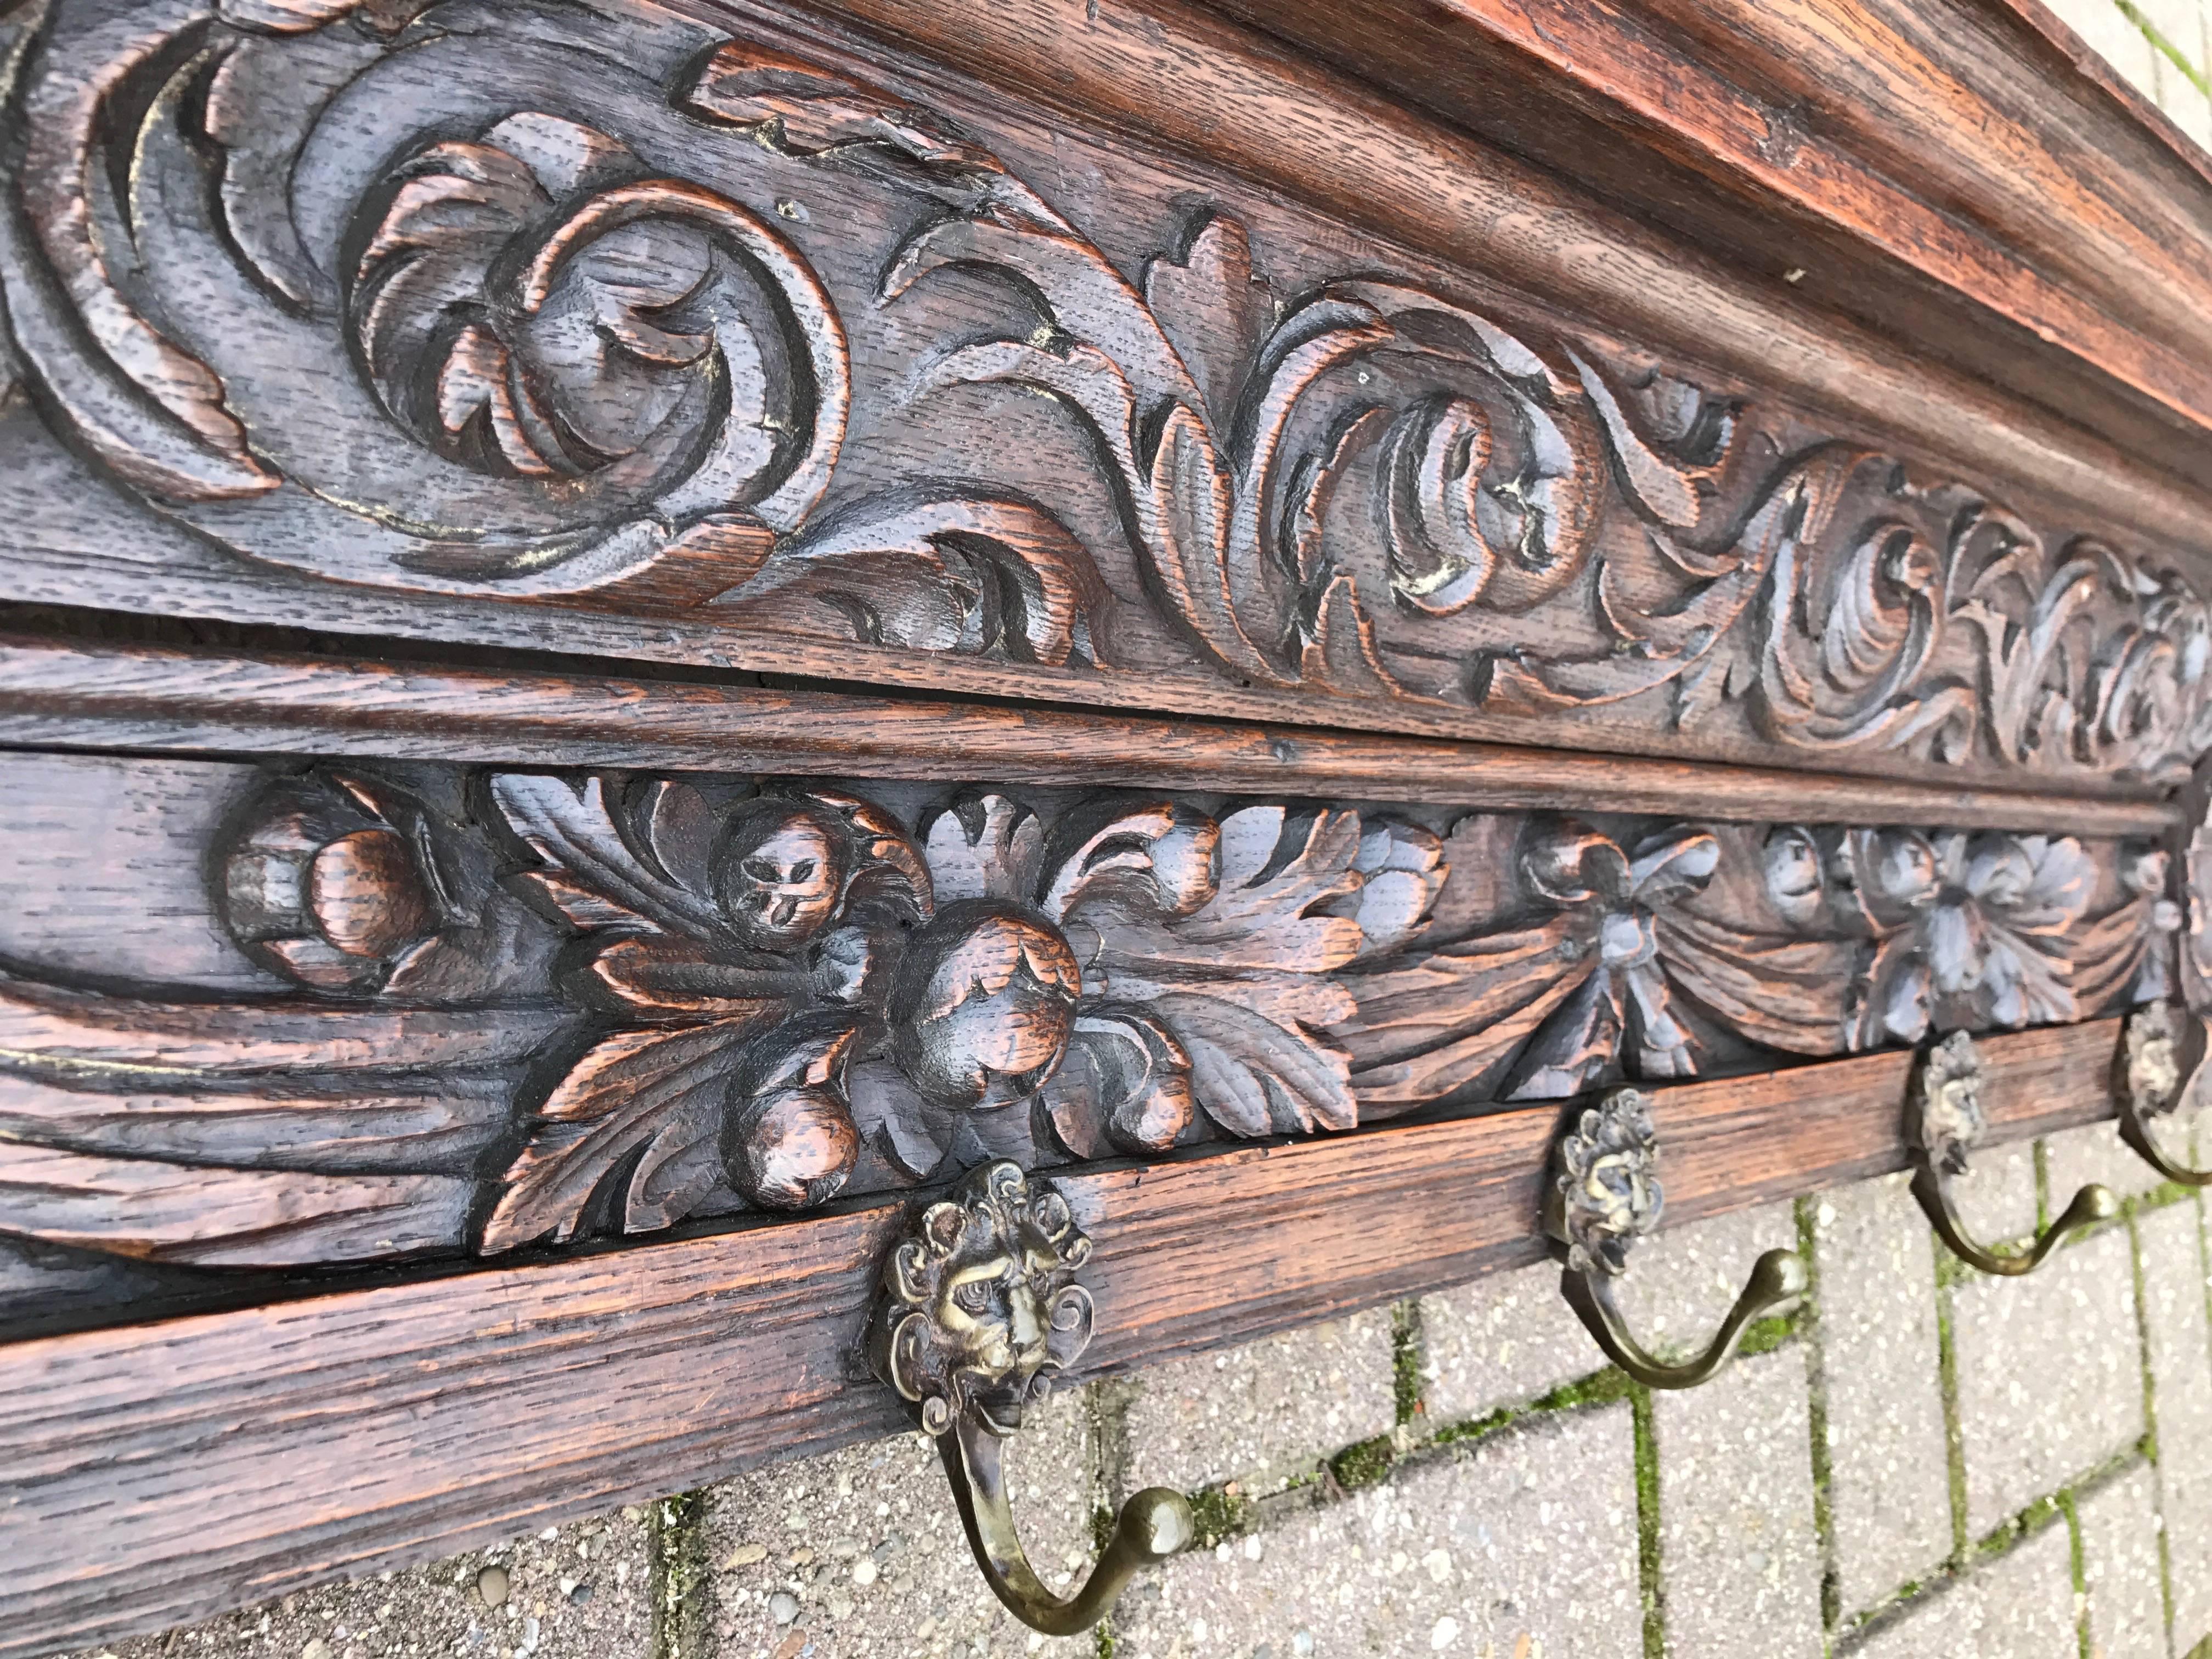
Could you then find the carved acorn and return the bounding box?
[890,901,1083,1109]
[222,772,452,995]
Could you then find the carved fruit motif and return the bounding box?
[221,770,552,1001]
[892,902,1083,1109]
[0,762,2181,1278]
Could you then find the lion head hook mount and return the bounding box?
[2117,1002,2212,1186]
[1908,1030,2117,1274]
[865,1160,1193,1634]
[1544,1087,1807,1390]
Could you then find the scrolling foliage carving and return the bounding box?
[0,761,2174,1280]
[3,0,2209,780]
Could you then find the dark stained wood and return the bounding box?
[0,0,2204,1644]
[0,0,2210,792]
[744,0,2212,542]
[1196,0,2212,473]
[0,636,2175,834]
[2,740,2163,1321]
[0,1018,2125,1659]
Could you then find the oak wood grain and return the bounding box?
[737,0,2212,549]
[0,636,2174,834]
[1199,0,2212,473]
[2,0,2211,796]
[0,1019,2124,1659]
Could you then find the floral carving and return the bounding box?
[2,1,2209,781]
[0,761,2176,1282]
[1334,817,1717,1108]
[1837,829,2092,1046]
[481,776,929,1242]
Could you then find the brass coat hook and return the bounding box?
[1908,1031,2117,1274]
[865,1160,1192,1635]
[1545,1087,1808,1390]
[2117,1002,2212,1186]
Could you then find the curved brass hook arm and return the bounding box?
[1908,1031,2117,1276]
[1545,1087,1808,1391]
[2117,1003,2212,1187]
[941,1415,1193,1635]
[865,1161,1192,1635]
[1910,1163,2117,1276]
[1560,1246,1809,1391]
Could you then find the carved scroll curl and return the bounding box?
[5,1,2208,781]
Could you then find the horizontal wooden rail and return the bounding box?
[0,637,2173,836]
[0,1018,2125,1658]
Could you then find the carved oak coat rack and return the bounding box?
[4,0,2212,1646]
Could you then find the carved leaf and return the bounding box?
[1379,397,1496,617]
[1036,1007,1197,1156]
[1656,911,1858,1057]
[1153,402,1279,683]
[1507,968,1625,1099]
[567,936,800,1022]
[482,1018,754,1251]
[1146,992,1356,1136]
[725,493,1110,666]
[1041,803,1220,924]
[0,1068,510,1172]
[681,43,916,153]
[1092,806,1366,972]
[1567,347,1704,530]
[1333,821,1448,958]
[1339,919,1595,1109]
[0,971,567,1072]
[492,774,725,941]
[1141,213,1266,431]
[923,794,1046,905]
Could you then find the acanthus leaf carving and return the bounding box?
[0,759,2182,1293]
[4,0,2209,783]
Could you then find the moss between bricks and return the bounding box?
[1841,1453,2142,1645]
[1391,1300,1424,1426]
[1182,1484,1254,1550]
[1932,1240,1972,1566]
[1630,1383,1664,1659]
[646,1489,710,1659]
[2124,1195,2180,1644]
[1796,1195,1842,1634]
[1328,1434,1396,1492]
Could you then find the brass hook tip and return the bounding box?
[2073,1183,2121,1224]
[1751,1248,1810,1302]
[1120,1488,1196,1561]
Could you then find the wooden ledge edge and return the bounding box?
[0,635,2175,837]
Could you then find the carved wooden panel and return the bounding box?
[0,746,2177,1334]
[3,0,2211,790]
